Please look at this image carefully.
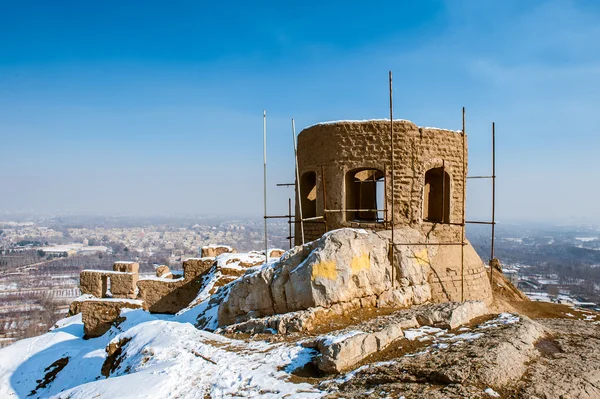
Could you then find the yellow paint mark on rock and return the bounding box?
[351,253,371,274]
[311,260,338,281]
[413,248,430,265]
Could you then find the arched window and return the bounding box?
[300,171,317,218]
[346,169,385,222]
[423,167,450,223]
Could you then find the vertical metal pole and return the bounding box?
[441,160,446,223]
[288,198,293,249]
[292,118,305,244]
[490,122,496,285]
[263,110,269,263]
[321,165,328,233]
[461,107,466,301]
[383,164,387,227]
[389,71,395,287]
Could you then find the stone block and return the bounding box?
[183,258,215,281]
[81,299,143,338]
[110,272,138,299]
[113,262,139,273]
[201,245,235,258]
[80,271,105,298]
[137,277,204,314]
[155,265,171,277]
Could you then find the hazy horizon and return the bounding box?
[2,1,600,224]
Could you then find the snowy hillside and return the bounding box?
[0,309,321,398]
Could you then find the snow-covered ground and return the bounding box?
[0,310,322,399]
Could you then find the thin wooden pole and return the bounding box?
[292,118,305,244]
[389,71,395,287]
[461,107,466,301]
[490,122,496,285]
[263,110,269,263]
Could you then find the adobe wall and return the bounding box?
[295,120,466,244]
[427,241,492,304]
[80,269,138,299]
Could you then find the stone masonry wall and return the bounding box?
[295,120,466,245]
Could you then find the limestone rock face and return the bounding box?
[218,229,394,326]
[217,228,493,327]
[280,229,391,311]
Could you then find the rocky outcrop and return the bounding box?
[217,228,493,327]
[325,314,554,397]
[298,301,488,373]
[218,229,393,325]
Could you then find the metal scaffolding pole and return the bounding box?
[321,166,328,233]
[490,122,496,286]
[263,110,269,263]
[461,107,466,302]
[288,198,293,249]
[292,118,305,244]
[389,71,395,287]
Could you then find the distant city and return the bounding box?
[1,215,599,347]
[0,215,290,347]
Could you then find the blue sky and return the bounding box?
[1,0,599,223]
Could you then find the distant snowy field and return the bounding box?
[0,310,321,399]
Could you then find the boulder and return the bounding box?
[218,229,393,326]
[315,332,379,373]
[415,301,488,329]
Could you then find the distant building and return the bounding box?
[43,248,77,257]
[503,269,519,285]
[77,246,109,256]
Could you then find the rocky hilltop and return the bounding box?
[0,228,598,399]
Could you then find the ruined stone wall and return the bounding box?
[427,241,492,304]
[295,120,466,245]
